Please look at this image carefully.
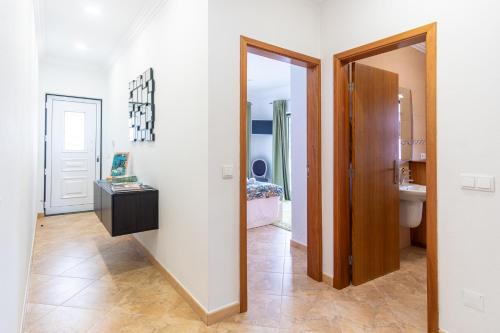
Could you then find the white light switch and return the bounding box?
[222,165,233,179]
[476,176,495,192]
[463,289,485,312]
[461,174,495,192]
[461,174,475,189]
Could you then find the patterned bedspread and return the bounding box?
[247,181,283,201]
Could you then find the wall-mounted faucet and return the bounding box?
[399,167,414,185]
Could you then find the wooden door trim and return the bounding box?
[333,23,438,332]
[240,36,322,313]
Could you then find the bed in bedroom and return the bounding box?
[247,180,283,229]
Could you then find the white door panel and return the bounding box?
[61,158,89,172]
[45,95,101,215]
[61,176,88,199]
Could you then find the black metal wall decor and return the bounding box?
[128,68,155,142]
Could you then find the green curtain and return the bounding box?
[272,100,291,200]
[247,102,252,178]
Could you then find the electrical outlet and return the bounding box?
[463,289,485,312]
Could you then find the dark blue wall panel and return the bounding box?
[252,120,273,135]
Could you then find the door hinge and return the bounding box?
[349,255,353,265]
[44,135,48,142]
[348,164,354,178]
[348,82,355,92]
[44,169,47,175]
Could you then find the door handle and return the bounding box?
[96,155,100,163]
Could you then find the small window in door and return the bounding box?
[64,111,86,151]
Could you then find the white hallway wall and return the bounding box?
[320,1,500,332]
[37,61,108,212]
[207,0,321,311]
[105,0,210,309]
[0,0,39,332]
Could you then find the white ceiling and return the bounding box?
[247,53,291,95]
[36,0,166,68]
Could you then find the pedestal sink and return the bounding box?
[399,184,426,228]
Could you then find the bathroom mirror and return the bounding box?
[399,87,413,161]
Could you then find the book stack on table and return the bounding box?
[111,182,143,192]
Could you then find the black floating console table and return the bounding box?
[94,180,159,237]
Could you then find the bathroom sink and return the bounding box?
[399,184,426,201]
[399,184,426,228]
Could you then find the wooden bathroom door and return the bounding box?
[350,63,400,285]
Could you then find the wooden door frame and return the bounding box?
[333,23,438,331]
[240,36,322,312]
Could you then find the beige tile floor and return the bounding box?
[24,212,427,333]
[24,212,215,333]
[235,225,428,333]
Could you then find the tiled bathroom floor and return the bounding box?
[24,213,427,332]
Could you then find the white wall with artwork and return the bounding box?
[105,0,210,310]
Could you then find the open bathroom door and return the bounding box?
[351,62,400,285]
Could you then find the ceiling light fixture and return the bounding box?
[84,5,102,16]
[74,42,88,51]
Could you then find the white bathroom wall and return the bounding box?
[248,85,290,180]
[37,60,108,212]
[0,0,39,331]
[106,0,210,309]
[320,1,500,331]
[290,65,307,246]
[207,0,321,311]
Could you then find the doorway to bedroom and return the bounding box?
[246,52,305,235]
[240,37,322,313]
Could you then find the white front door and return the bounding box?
[45,95,101,215]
